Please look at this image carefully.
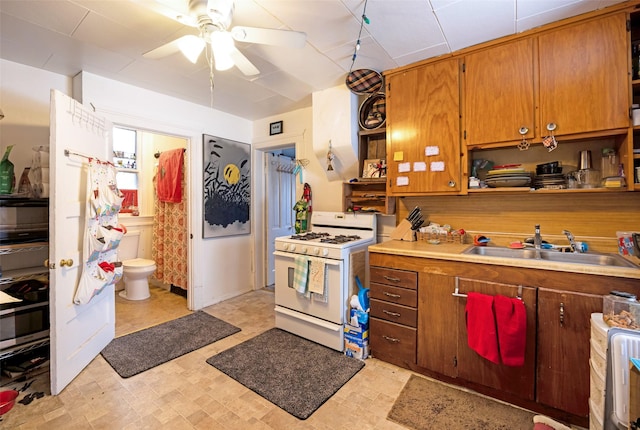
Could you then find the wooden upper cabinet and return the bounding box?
[464,38,536,147]
[538,13,629,137]
[386,58,461,195]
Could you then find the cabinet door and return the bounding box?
[464,38,535,146]
[537,288,602,417]
[386,59,461,195]
[417,273,458,377]
[456,278,537,400]
[539,13,629,136]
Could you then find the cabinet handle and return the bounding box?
[383,335,400,343]
[383,310,401,318]
[559,302,565,327]
[383,275,401,282]
[384,292,401,298]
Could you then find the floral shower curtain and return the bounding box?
[152,149,188,290]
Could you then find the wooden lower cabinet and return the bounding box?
[417,275,537,399]
[369,251,640,426]
[536,288,603,417]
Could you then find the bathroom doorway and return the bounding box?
[113,125,190,305]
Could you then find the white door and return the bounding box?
[265,153,295,286]
[49,89,115,394]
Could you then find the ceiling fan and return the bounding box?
[141,0,307,76]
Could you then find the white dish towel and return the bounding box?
[308,258,326,296]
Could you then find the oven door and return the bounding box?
[0,300,50,350]
[274,251,345,324]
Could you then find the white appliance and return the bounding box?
[590,312,640,430]
[274,211,376,351]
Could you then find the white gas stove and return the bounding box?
[273,211,376,351]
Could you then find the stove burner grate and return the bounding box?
[320,234,361,244]
[289,232,330,241]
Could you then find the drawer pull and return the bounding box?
[383,335,400,343]
[383,275,401,283]
[383,310,401,318]
[384,292,401,298]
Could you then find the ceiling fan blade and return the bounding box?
[230,26,306,49]
[143,35,203,62]
[229,48,260,76]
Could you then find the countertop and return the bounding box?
[369,240,640,280]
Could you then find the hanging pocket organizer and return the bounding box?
[74,159,125,305]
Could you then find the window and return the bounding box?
[113,127,138,213]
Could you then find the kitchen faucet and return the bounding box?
[562,229,583,253]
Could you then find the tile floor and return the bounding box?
[1,286,537,429]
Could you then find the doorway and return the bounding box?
[265,148,296,287]
[253,136,302,291]
[113,126,191,303]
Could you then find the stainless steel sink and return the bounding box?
[462,246,639,268]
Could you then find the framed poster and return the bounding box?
[203,134,251,238]
[269,120,283,135]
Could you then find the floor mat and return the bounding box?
[206,328,364,420]
[102,311,240,378]
[387,374,535,430]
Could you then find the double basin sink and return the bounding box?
[462,246,638,268]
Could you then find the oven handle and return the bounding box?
[273,251,341,266]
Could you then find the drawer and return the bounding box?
[370,267,417,290]
[370,283,417,307]
[370,298,417,327]
[370,317,416,365]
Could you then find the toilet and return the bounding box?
[118,230,156,301]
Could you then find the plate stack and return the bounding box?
[485,164,532,188]
[533,161,565,189]
[532,173,566,189]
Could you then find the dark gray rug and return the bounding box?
[206,328,365,420]
[102,311,240,378]
[388,374,535,430]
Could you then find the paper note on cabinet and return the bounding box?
[393,151,404,161]
[398,162,411,173]
[396,176,409,186]
[414,161,427,172]
[431,161,445,172]
[425,146,440,156]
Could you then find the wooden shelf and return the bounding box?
[343,181,395,215]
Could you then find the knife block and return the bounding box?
[390,219,416,241]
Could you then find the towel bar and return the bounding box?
[451,278,523,302]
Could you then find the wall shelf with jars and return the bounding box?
[113,151,137,171]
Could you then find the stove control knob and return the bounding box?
[281,244,288,251]
[322,248,329,257]
[313,247,320,255]
[301,247,308,254]
[289,244,296,252]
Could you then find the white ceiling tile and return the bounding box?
[435,0,515,51]
[0,0,88,36]
[362,0,446,58]
[516,0,605,32]
[252,70,315,101]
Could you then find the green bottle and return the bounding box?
[0,145,15,194]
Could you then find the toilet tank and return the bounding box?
[118,230,140,261]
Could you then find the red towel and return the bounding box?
[156,148,183,203]
[465,292,500,364]
[494,295,527,367]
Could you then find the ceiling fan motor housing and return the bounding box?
[189,0,233,29]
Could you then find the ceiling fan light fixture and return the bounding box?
[178,35,206,63]
[210,31,235,71]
